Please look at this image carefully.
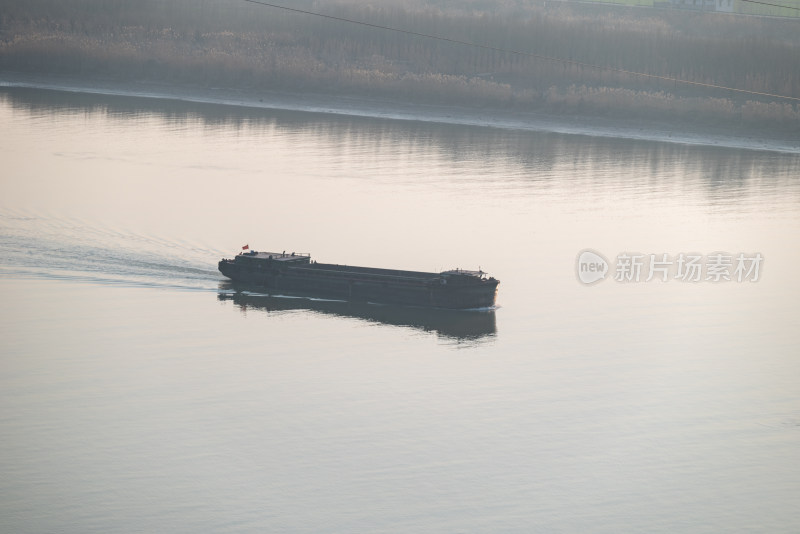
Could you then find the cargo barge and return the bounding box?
[218,250,498,309]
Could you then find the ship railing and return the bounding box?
[441,268,487,278]
[257,252,311,258]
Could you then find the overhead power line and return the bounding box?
[739,0,800,10]
[242,0,799,103]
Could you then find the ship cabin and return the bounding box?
[236,250,311,267]
[439,268,496,285]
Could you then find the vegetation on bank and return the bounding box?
[1,0,798,130]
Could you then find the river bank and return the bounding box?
[2,72,798,154]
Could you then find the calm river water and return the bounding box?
[1,86,800,533]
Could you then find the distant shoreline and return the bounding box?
[2,72,798,154]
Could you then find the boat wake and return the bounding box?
[229,289,348,304]
[0,210,222,292]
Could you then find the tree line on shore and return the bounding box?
[1,0,798,128]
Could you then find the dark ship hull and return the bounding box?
[218,251,498,309]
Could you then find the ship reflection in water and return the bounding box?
[217,282,497,344]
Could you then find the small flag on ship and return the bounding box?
[242,244,249,250]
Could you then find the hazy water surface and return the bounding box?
[1,87,799,533]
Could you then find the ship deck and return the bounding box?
[237,252,489,282]
[297,262,441,280]
[241,251,310,262]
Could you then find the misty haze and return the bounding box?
[1,1,799,533]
